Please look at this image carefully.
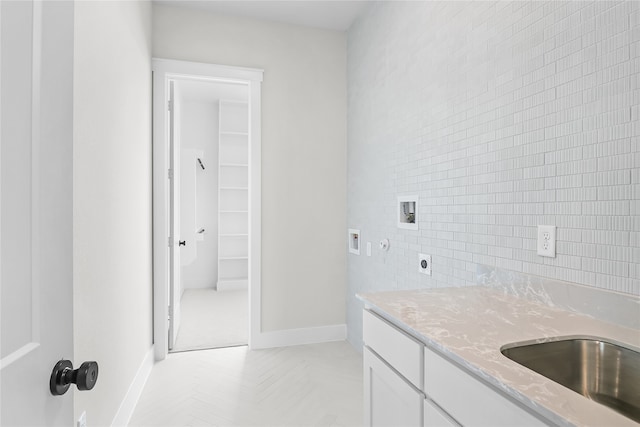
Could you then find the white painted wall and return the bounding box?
[180,100,220,289]
[347,1,640,348]
[73,1,153,425]
[153,5,348,332]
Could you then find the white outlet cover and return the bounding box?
[537,225,556,258]
[366,242,372,257]
[418,253,432,275]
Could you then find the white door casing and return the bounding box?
[152,59,263,361]
[0,1,75,425]
[168,81,181,350]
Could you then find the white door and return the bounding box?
[168,81,181,350]
[1,1,75,425]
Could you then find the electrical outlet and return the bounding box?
[77,412,87,427]
[418,253,432,275]
[366,242,372,257]
[537,225,556,258]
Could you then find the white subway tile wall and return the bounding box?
[347,1,639,347]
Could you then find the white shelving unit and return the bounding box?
[217,100,249,291]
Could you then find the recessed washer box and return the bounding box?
[398,195,418,230]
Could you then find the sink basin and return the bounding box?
[501,337,640,423]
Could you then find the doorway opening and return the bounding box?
[152,59,263,361]
[172,81,249,352]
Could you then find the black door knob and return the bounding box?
[50,360,99,396]
[179,240,186,246]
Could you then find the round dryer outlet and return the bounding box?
[418,253,432,276]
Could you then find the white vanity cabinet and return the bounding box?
[423,347,545,427]
[363,347,423,426]
[423,399,458,427]
[363,310,424,426]
[363,309,546,427]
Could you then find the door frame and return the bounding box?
[151,58,263,361]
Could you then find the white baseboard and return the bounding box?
[111,345,155,427]
[217,279,248,291]
[250,324,346,349]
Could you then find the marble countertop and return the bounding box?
[358,286,640,427]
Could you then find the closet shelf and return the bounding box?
[220,100,248,105]
[217,278,249,289]
[218,100,249,289]
[218,278,248,283]
[220,131,248,136]
[220,163,248,167]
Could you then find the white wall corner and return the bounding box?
[251,324,347,349]
[111,346,155,427]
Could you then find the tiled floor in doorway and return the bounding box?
[129,341,363,427]
[172,289,248,352]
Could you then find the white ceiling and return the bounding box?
[155,1,369,31]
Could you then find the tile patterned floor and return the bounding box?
[172,289,248,352]
[129,341,363,427]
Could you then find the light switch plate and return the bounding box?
[537,225,556,258]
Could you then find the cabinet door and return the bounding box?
[424,399,459,427]
[364,347,423,427]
